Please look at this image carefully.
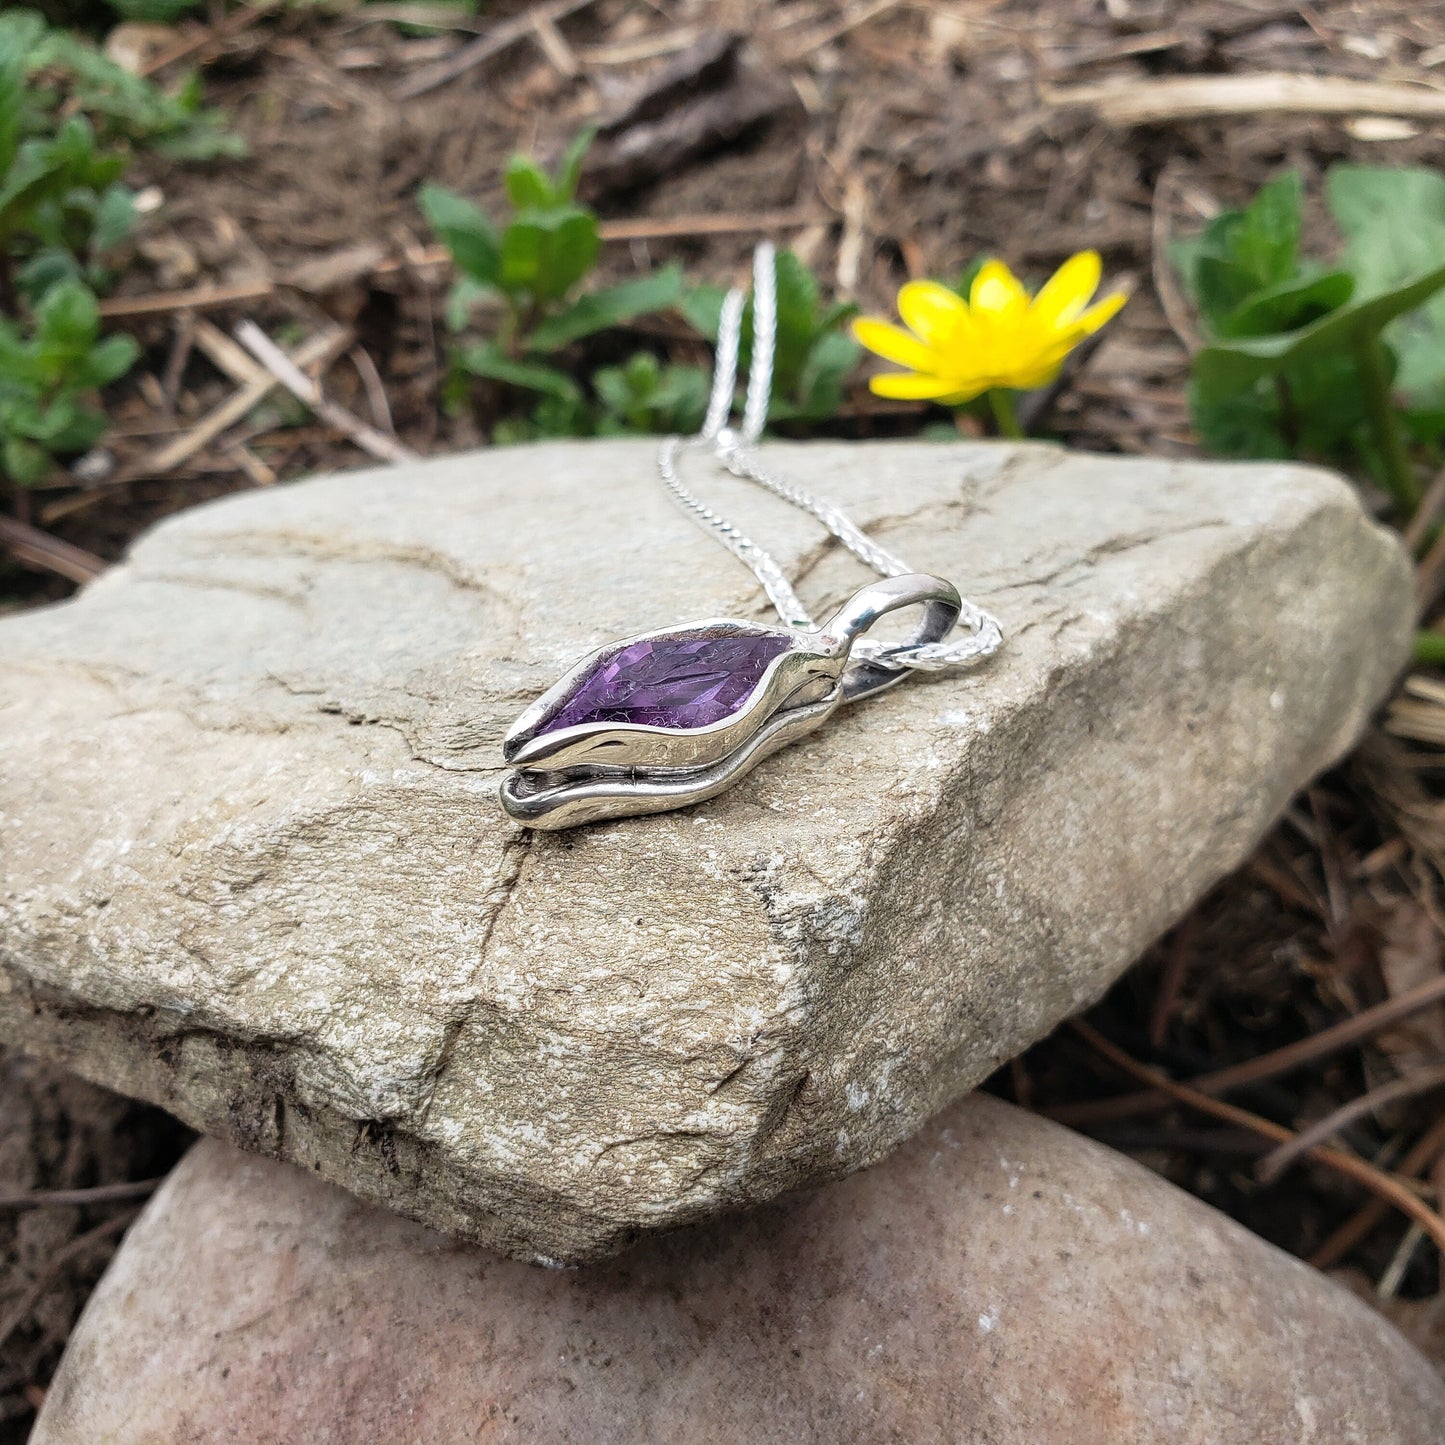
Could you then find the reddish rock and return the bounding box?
[35,1095,1444,1444]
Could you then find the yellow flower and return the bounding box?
[851,251,1127,405]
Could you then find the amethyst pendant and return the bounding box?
[500,574,963,830]
[536,630,793,736]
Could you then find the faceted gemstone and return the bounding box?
[539,630,792,734]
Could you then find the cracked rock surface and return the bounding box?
[32,1096,1445,1444]
[0,440,1413,1261]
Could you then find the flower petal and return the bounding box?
[1000,359,1066,391]
[869,371,982,401]
[1074,288,1128,335]
[1029,251,1101,330]
[851,317,937,372]
[896,280,971,348]
[970,260,1029,320]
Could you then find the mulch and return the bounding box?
[4,0,1445,1430]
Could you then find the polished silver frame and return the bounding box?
[500,574,961,830]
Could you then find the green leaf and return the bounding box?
[543,210,599,298]
[150,113,246,163]
[1185,172,1304,333]
[1415,630,1445,667]
[106,0,204,21]
[16,393,81,444]
[26,29,237,158]
[504,155,552,212]
[78,332,139,388]
[0,122,93,244]
[680,255,857,420]
[792,327,861,421]
[679,283,727,341]
[1193,257,1445,404]
[418,183,501,287]
[16,247,81,304]
[1218,270,1353,340]
[499,219,544,292]
[0,314,28,362]
[592,352,709,435]
[0,9,46,67]
[771,249,823,394]
[1329,164,1445,407]
[1190,374,1292,460]
[1196,346,1375,459]
[91,182,135,254]
[1405,406,1445,445]
[35,277,99,352]
[492,391,595,444]
[593,352,659,414]
[552,127,594,205]
[2,434,50,487]
[648,364,709,431]
[6,395,55,441]
[443,275,494,332]
[1190,352,1369,463]
[497,208,598,301]
[499,207,599,301]
[527,267,684,351]
[41,401,105,453]
[457,341,581,400]
[0,14,35,182]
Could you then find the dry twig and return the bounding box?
[1150,158,1202,355]
[1312,1114,1445,1269]
[142,328,354,477]
[531,11,579,77]
[782,0,905,62]
[0,1180,161,1213]
[234,322,419,466]
[0,1210,138,1353]
[98,280,276,322]
[1052,973,1445,1125]
[1049,73,1445,127]
[1256,1064,1445,1183]
[0,517,105,585]
[1069,1020,1445,1258]
[138,0,283,76]
[395,0,598,99]
[98,211,830,326]
[1403,467,1445,555]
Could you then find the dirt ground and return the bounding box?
[5,0,1445,1432]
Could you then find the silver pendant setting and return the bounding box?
[500,573,962,830]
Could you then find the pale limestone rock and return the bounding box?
[33,1096,1445,1445]
[0,441,1412,1260]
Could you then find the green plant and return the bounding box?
[593,352,710,436]
[485,353,710,445]
[105,0,205,21]
[1177,167,1445,512]
[0,278,138,486]
[11,8,240,162]
[1,16,126,304]
[682,249,860,425]
[419,133,685,412]
[0,111,138,307]
[1330,166,1445,414]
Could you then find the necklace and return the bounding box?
[500,243,1003,830]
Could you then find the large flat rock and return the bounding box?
[0,441,1412,1260]
[33,1095,1445,1444]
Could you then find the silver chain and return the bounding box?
[656,242,1002,673]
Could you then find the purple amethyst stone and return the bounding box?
[540,630,792,735]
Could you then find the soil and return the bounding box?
[4,0,1445,1434]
